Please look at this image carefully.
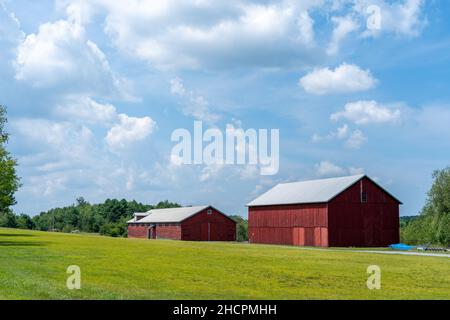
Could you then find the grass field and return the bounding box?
[0,228,449,300]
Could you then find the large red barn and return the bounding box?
[247,175,401,247]
[127,206,236,241]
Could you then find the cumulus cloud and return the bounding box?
[312,124,367,149]
[331,100,401,125]
[299,63,377,95]
[327,15,359,55]
[61,0,323,70]
[315,161,347,177]
[354,0,426,37]
[314,160,365,177]
[312,124,348,142]
[55,96,117,124]
[345,129,367,149]
[14,18,132,99]
[106,114,156,150]
[0,3,24,46]
[52,1,427,70]
[170,77,219,123]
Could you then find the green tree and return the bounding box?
[0,106,20,216]
[402,167,450,246]
[16,214,34,229]
[230,215,248,242]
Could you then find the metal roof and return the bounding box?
[127,205,210,224]
[247,174,370,206]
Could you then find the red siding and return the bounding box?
[328,177,400,247]
[128,225,149,239]
[181,208,236,241]
[248,204,328,246]
[248,177,400,248]
[127,207,236,242]
[156,225,182,240]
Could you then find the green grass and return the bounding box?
[0,228,449,300]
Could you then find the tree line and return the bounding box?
[0,197,249,240]
[0,198,181,237]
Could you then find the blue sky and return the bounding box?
[1,0,449,217]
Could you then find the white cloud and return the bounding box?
[62,0,322,70]
[314,160,365,177]
[299,63,377,95]
[345,129,367,149]
[0,3,24,46]
[14,18,132,99]
[170,77,219,123]
[105,114,156,150]
[55,96,117,124]
[12,119,93,153]
[312,123,367,149]
[315,161,347,177]
[331,100,401,125]
[355,0,426,37]
[312,124,349,142]
[348,167,365,175]
[327,15,359,55]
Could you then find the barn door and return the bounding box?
[304,228,314,246]
[148,226,156,239]
[209,223,217,241]
[292,228,305,246]
[201,223,209,241]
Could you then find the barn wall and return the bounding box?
[181,208,236,241]
[328,177,400,247]
[248,204,328,246]
[156,225,182,240]
[128,225,148,239]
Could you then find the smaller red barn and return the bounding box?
[127,205,236,241]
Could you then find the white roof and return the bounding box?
[128,205,210,224]
[247,174,367,206]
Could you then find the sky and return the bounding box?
[1,0,450,217]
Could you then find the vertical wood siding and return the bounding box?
[328,177,400,247]
[127,225,149,239]
[128,207,236,242]
[248,204,328,246]
[248,177,400,247]
[181,208,236,241]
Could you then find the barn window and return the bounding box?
[361,192,368,203]
[207,209,212,215]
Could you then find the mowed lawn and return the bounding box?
[0,228,449,300]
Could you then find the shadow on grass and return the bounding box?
[0,233,35,237]
[0,241,47,247]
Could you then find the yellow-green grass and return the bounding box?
[0,228,449,300]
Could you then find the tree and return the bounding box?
[16,214,34,229]
[230,215,248,242]
[401,167,450,246]
[0,105,20,215]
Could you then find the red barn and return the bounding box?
[247,175,401,247]
[127,206,236,241]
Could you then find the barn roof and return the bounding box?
[247,174,401,206]
[128,205,210,224]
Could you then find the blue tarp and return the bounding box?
[389,243,414,251]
